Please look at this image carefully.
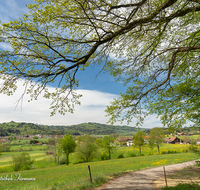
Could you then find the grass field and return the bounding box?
[0,143,191,168]
[0,143,198,190]
[0,153,198,190]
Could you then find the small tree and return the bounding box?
[58,135,76,165]
[75,135,98,162]
[102,135,116,159]
[133,131,146,155]
[47,138,62,164]
[12,152,34,171]
[148,138,155,154]
[149,128,165,154]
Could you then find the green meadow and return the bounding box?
[0,153,198,190]
[0,143,198,190]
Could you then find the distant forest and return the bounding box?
[0,121,139,136]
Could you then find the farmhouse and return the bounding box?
[118,137,133,146]
[126,138,133,146]
[168,137,183,144]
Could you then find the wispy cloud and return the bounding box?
[0,0,33,23]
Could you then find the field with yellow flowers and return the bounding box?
[0,143,198,190]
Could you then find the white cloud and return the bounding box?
[0,43,13,51]
[0,79,161,128]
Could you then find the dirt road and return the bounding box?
[95,160,199,190]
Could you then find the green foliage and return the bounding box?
[117,153,124,159]
[182,136,192,144]
[102,135,116,159]
[149,127,165,154]
[101,153,109,160]
[29,139,39,144]
[58,135,76,165]
[59,155,67,165]
[0,121,137,136]
[75,135,99,162]
[189,141,200,155]
[128,152,137,157]
[133,131,146,155]
[11,152,34,171]
[95,138,103,147]
[47,138,62,164]
[0,143,11,152]
[0,0,199,128]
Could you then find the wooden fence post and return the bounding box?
[163,167,167,187]
[88,165,92,183]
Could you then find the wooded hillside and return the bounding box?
[0,121,138,136]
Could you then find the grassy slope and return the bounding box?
[0,153,198,190]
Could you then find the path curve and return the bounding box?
[95,160,199,190]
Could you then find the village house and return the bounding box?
[118,137,134,146]
[126,138,133,146]
[168,137,183,144]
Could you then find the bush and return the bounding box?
[59,155,66,165]
[161,150,179,154]
[117,153,124,159]
[129,153,137,157]
[101,153,109,160]
[12,152,34,171]
[29,140,39,144]
[168,150,177,154]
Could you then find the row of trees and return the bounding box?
[47,134,117,165]
[48,127,165,164]
[134,128,165,155]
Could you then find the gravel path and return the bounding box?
[95,160,199,190]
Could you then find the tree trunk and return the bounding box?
[139,146,141,155]
[66,154,69,165]
[157,145,160,154]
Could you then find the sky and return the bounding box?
[0,0,163,128]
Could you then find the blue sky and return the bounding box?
[0,0,162,128]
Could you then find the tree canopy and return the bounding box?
[133,130,146,155]
[0,0,200,127]
[149,127,164,154]
[58,135,76,165]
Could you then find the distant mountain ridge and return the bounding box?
[0,121,139,136]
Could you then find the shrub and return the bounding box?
[12,152,34,171]
[117,153,124,159]
[59,155,66,165]
[129,153,137,157]
[101,153,109,160]
[29,140,39,144]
